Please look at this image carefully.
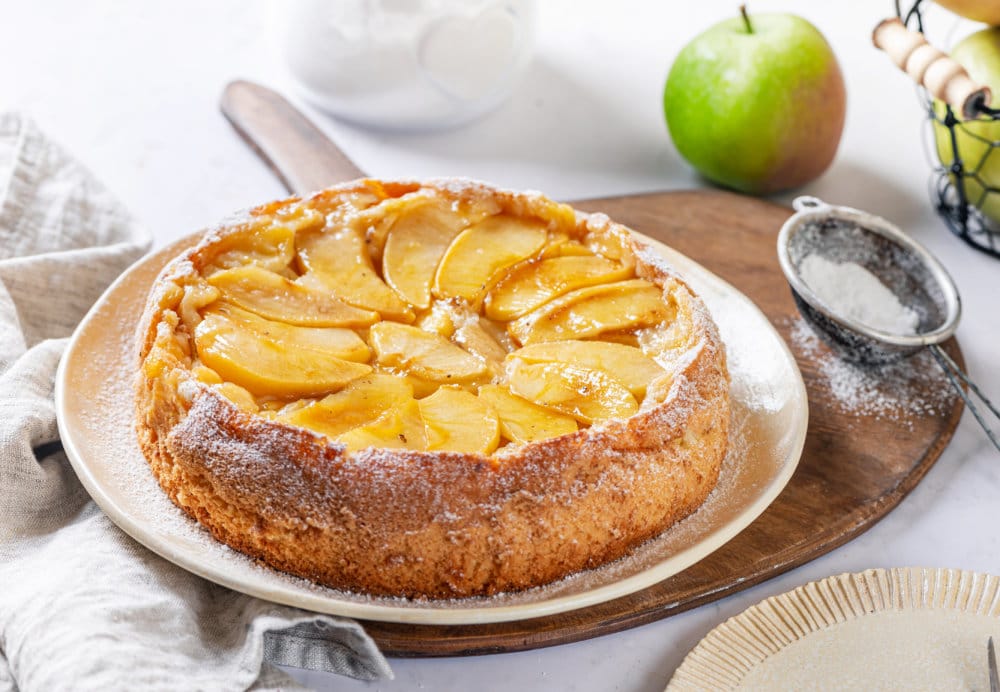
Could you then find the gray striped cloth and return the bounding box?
[0,113,392,691]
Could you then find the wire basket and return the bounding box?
[895,0,1000,259]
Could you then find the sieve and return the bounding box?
[777,196,999,452]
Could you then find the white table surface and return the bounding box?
[6,1,999,689]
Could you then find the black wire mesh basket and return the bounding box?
[895,0,1000,259]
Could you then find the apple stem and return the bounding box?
[740,4,753,33]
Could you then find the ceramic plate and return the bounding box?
[55,231,807,625]
[668,567,1000,690]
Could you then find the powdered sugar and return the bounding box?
[790,317,955,422]
[77,302,238,554]
[798,254,920,335]
[712,291,790,415]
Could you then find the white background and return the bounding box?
[5,1,1000,690]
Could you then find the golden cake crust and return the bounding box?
[134,179,730,598]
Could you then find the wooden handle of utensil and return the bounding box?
[872,18,991,119]
[220,80,368,194]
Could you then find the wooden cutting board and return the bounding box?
[219,81,965,656]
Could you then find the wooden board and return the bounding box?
[219,82,965,656]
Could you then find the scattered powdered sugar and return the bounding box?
[709,290,790,414]
[798,254,920,335]
[77,300,240,555]
[790,317,955,422]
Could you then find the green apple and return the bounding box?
[933,0,1000,26]
[932,27,1000,225]
[663,9,846,195]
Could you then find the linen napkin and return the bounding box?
[0,113,392,691]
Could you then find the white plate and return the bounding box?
[668,567,1000,690]
[55,231,807,625]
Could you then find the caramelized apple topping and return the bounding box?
[182,186,693,453]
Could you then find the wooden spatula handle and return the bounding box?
[220,80,368,194]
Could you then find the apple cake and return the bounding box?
[135,178,730,598]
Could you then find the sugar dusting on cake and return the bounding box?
[72,230,801,611]
[81,182,769,607]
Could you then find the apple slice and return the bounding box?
[280,373,413,438]
[207,265,379,327]
[205,303,371,362]
[484,255,633,321]
[194,310,371,397]
[543,238,595,258]
[478,384,578,444]
[382,202,470,309]
[418,386,500,454]
[505,359,638,424]
[212,382,260,413]
[362,191,489,261]
[510,341,664,398]
[584,228,637,269]
[453,316,508,375]
[369,322,487,382]
[336,398,427,452]
[272,205,326,233]
[297,225,414,322]
[415,300,458,338]
[433,215,548,304]
[508,279,672,345]
[477,315,516,352]
[359,193,426,261]
[207,222,298,274]
[596,331,642,348]
[636,289,696,357]
[387,370,445,398]
[192,365,223,385]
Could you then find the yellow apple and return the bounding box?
[510,341,664,398]
[279,373,414,438]
[484,255,632,321]
[932,27,1000,225]
[934,0,1000,25]
[336,398,427,452]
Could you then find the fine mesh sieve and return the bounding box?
[777,196,998,453]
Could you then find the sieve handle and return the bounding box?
[929,344,1000,454]
[872,17,991,120]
